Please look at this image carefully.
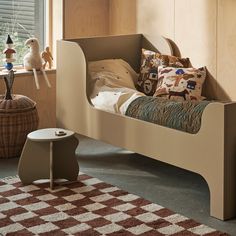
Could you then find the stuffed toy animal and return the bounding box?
[23,38,51,90]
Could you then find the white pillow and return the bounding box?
[88,59,138,90]
[91,86,144,114]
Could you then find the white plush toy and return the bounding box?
[24,38,51,90]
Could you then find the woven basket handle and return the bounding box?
[3,70,15,100]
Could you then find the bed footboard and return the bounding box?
[57,35,236,220]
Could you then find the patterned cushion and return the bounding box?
[154,66,207,101]
[136,49,190,96]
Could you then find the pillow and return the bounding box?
[136,49,190,96]
[154,66,207,101]
[91,86,144,114]
[88,59,138,90]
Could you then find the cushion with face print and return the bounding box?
[136,49,190,96]
[154,66,207,101]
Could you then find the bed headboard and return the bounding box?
[68,34,173,73]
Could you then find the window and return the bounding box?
[0,0,45,66]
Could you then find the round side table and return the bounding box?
[18,128,79,189]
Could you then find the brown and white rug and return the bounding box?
[0,173,228,236]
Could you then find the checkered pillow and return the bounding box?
[136,49,190,96]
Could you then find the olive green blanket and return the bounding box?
[125,97,211,134]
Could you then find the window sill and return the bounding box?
[0,68,56,78]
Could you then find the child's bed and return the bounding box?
[57,34,236,220]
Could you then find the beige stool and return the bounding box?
[18,128,79,189]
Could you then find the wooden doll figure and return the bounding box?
[3,35,16,71]
[41,46,53,69]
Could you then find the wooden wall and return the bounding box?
[136,0,174,39]
[64,0,110,39]
[136,0,236,101]
[217,0,236,101]
[63,0,136,38]
[109,0,136,35]
[0,72,56,129]
[63,0,236,101]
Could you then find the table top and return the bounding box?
[28,128,75,142]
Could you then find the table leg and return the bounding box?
[50,141,54,190]
[18,140,51,185]
[53,137,79,182]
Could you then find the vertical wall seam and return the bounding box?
[216,0,219,96]
[174,0,176,41]
[135,0,137,33]
[62,0,65,39]
[108,0,111,35]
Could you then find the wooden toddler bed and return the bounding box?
[57,34,236,220]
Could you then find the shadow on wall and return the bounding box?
[167,38,231,102]
[196,0,230,102]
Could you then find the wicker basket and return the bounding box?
[0,94,39,158]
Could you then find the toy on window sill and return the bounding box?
[41,46,53,69]
[23,38,51,90]
[2,35,16,71]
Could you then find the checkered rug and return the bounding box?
[0,173,228,236]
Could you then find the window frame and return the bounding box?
[0,0,63,72]
[35,0,46,52]
[0,0,49,70]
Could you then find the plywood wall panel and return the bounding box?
[0,72,56,129]
[109,0,136,35]
[136,0,175,39]
[64,0,109,39]
[175,0,218,99]
[217,0,236,101]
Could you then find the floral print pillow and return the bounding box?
[136,49,190,96]
[154,66,207,101]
